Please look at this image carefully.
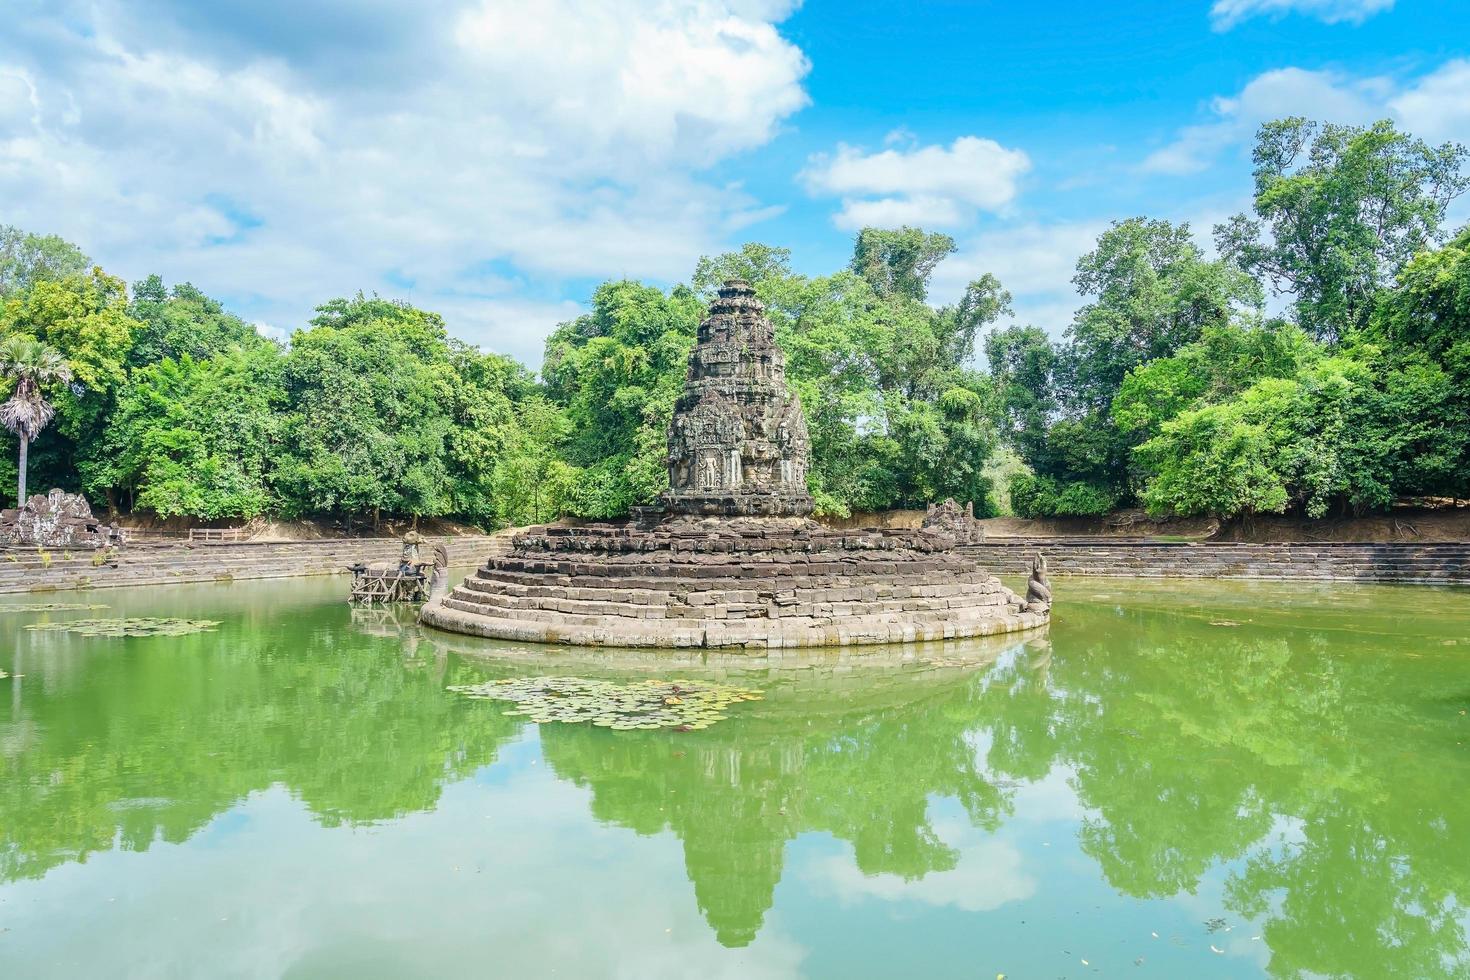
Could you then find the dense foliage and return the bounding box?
[993,118,1469,521]
[0,117,1465,527]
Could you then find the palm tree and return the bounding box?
[0,335,71,505]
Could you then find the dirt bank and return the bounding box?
[816,506,1470,543]
[115,514,488,542]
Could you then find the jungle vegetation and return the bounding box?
[1,117,1466,527]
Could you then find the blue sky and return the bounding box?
[2,0,1468,366]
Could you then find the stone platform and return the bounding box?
[419,516,1046,649]
[421,280,1048,650]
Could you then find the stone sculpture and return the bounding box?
[1025,554,1052,612]
[920,498,986,545]
[399,530,422,571]
[0,489,123,549]
[429,543,450,599]
[421,280,1049,649]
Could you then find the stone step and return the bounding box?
[0,535,506,594]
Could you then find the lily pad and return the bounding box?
[448,675,762,731]
[25,617,221,637]
[2,603,110,613]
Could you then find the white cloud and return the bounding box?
[0,0,810,366]
[1388,59,1470,145]
[933,221,1106,299]
[808,811,1037,913]
[253,321,287,342]
[802,136,1032,230]
[1141,60,1470,177]
[929,220,1105,337]
[453,0,809,168]
[1209,0,1394,31]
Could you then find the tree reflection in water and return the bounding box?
[2,582,1467,978]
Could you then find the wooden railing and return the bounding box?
[187,527,247,543]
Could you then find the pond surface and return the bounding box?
[2,574,1468,978]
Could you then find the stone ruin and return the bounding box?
[421,280,1048,649]
[654,279,813,519]
[920,497,986,545]
[0,489,124,549]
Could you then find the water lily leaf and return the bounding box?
[1,603,110,613]
[24,617,221,638]
[447,675,762,732]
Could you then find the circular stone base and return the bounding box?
[420,517,1049,649]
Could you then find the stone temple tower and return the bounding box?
[421,280,1049,649]
[659,279,814,517]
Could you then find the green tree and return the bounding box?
[985,324,1059,471]
[127,275,269,366]
[0,268,139,499]
[1216,118,1468,340]
[850,226,956,301]
[1132,350,1456,518]
[0,335,72,503]
[274,295,458,524]
[541,280,702,518]
[990,218,1262,512]
[107,347,282,519]
[1368,224,1470,359]
[0,226,90,299]
[489,396,579,526]
[1112,320,1314,440]
[1067,217,1262,411]
[443,341,538,526]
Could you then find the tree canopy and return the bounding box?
[1,115,1465,526]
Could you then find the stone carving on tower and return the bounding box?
[659,279,814,517]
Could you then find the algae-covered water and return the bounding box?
[2,574,1468,978]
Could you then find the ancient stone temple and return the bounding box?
[657,279,813,518]
[420,280,1047,649]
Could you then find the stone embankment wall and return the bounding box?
[0,535,509,594]
[960,539,1470,585]
[6,532,1466,594]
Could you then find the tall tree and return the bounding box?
[541,280,701,518]
[1216,118,1468,340]
[1067,217,1261,411]
[107,347,282,519]
[0,335,71,503]
[127,275,268,366]
[985,324,1058,468]
[274,295,457,523]
[0,268,138,499]
[0,227,90,299]
[849,227,956,301]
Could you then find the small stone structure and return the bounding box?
[0,489,123,549]
[920,498,986,545]
[422,280,1047,649]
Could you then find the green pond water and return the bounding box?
[2,574,1468,979]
